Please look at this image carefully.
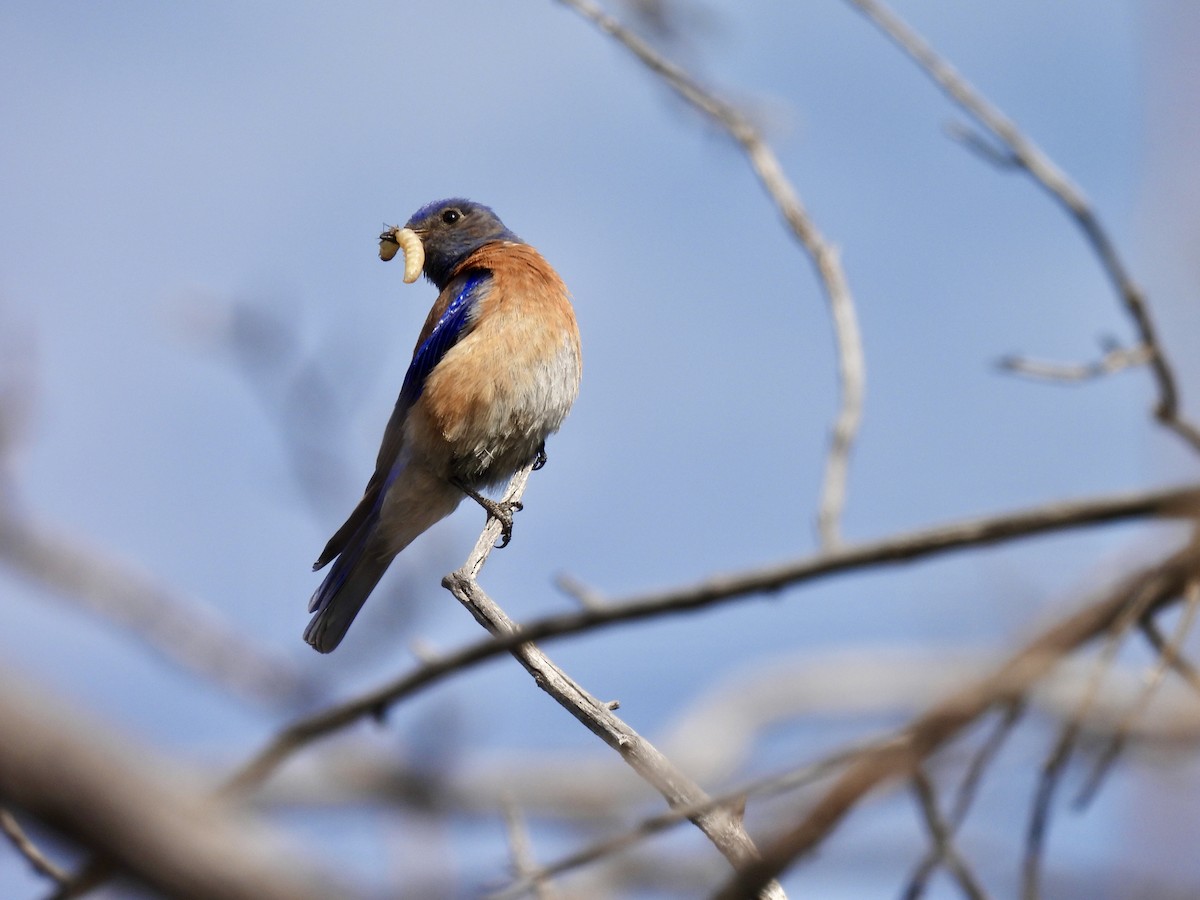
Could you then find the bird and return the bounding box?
[304,199,582,653]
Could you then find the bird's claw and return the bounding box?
[486,498,523,547]
[532,444,548,471]
[475,496,518,547]
[455,479,524,547]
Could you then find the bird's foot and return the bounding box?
[532,443,548,471]
[455,481,523,547]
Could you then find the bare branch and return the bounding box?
[997,343,1153,384]
[225,483,1200,794]
[844,0,1200,454]
[907,769,989,900]
[710,539,1200,898]
[554,571,607,609]
[903,701,1024,897]
[501,796,556,900]
[1140,615,1200,700]
[1021,567,1167,900]
[557,0,866,546]
[255,651,1198,820]
[1073,578,1200,809]
[0,511,315,709]
[442,464,785,898]
[0,676,361,900]
[0,807,68,887]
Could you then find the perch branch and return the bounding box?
[442,464,785,898]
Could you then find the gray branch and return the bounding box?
[0,675,360,900]
[557,0,867,546]
[845,0,1200,454]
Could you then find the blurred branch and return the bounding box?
[0,807,68,887]
[903,701,1024,898]
[260,646,1200,822]
[502,796,557,900]
[1074,578,1200,809]
[1021,567,1164,900]
[0,307,314,710]
[908,769,989,900]
[495,738,880,898]
[845,0,1200,454]
[0,511,315,709]
[711,537,1200,898]
[226,482,1200,793]
[1140,614,1200,699]
[490,645,1193,898]
[997,342,1153,383]
[557,0,866,547]
[0,676,360,900]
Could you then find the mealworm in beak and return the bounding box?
[379,226,424,283]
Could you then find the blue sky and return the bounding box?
[1,1,1197,896]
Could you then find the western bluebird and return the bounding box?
[304,200,582,652]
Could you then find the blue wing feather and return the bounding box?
[397,272,486,409]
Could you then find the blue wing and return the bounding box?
[396,272,486,411]
[311,272,489,574]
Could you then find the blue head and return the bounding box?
[404,199,521,288]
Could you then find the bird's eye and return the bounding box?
[441,209,462,225]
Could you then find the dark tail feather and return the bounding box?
[304,536,392,654]
[305,465,463,653]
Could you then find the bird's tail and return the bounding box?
[303,540,394,653]
[305,468,463,653]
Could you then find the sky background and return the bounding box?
[1,1,1198,897]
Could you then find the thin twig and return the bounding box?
[710,540,1200,899]
[903,701,1024,898]
[554,571,607,609]
[1073,578,1200,810]
[223,483,1200,795]
[948,700,1025,828]
[0,807,68,886]
[1020,569,1169,900]
[844,0,1200,454]
[557,0,866,546]
[501,796,556,900]
[908,770,989,900]
[1140,616,1200,700]
[443,464,785,899]
[997,344,1152,384]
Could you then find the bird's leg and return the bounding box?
[453,479,522,547]
[532,442,548,471]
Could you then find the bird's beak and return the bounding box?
[379,226,424,284]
